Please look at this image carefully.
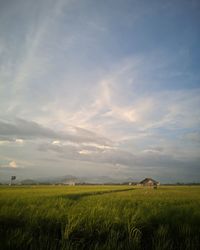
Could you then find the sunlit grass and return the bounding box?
[0,185,200,249]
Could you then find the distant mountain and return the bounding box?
[4,174,137,185]
[36,175,78,184]
[20,179,37,185]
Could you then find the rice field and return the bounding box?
[0,185,200,250]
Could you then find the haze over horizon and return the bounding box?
[0,0,200,183]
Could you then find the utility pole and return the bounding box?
[10,176,16,186]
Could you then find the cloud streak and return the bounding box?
[0,0,200,182]
[0,118,112,146]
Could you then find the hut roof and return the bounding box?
[140,178,159,185]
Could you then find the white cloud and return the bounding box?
[15,139,24,144]
[9,160,17,168]
[52,140,61,145]
[0,140,10,145]
[79,150,92,155]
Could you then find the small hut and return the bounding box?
[63,178,76,186]
[140,178,159,188]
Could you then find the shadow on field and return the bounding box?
[62,188,134,201]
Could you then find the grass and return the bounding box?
[0,185,200,250]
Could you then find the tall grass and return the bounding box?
[0,186,200,250]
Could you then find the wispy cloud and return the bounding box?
[0,118,112,146]
[9,160,17,168]
[0,0,199,182]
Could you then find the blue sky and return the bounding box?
[0,0,200,182]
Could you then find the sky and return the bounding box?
[0,0,200,183]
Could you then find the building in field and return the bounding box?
[63,179,77,186]
[139,178,160,188]
[65,180,76,186]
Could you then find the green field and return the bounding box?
[0,185,200,250]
